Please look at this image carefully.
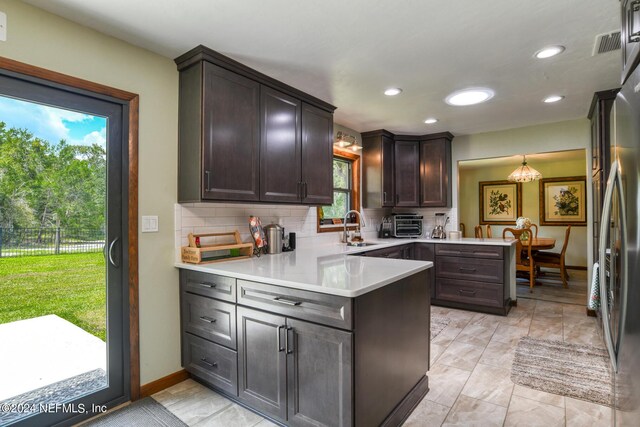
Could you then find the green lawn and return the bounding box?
[0,253,106,341]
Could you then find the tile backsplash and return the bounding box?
[174,203,390,258]
[174,203,461,260]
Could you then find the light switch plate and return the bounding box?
[0,12,6,42]
[142,215,159,233]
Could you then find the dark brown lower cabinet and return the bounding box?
[237,307,287,420]
[180,268,430,427]
[286,319,352,427]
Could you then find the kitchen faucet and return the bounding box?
[342,210,366,244]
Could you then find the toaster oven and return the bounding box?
[392,214,424,237]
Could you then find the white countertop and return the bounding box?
[176,237,516,298]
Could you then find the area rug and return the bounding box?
[431,315,451,340]
[511,336,612,406]
[84,397,186,426]
[0,368,107,425]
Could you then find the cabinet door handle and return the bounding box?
[303,182,308,199]
[458,289,477,296]
[204,170,211,192]
[200,357,217,368]
[396,194,400,204]
[196,281,217,288]
[277,325,285,352]
[297,181,302,199]
[459,267,477,273]
[383,191,387,203]
[285,326,294,354]
[274,297,302,306]
[199,316,217,324]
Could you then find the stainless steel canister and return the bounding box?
[264,224,283,254]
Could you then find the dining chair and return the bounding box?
[474,225,492,238]
[533,225,572,288]
[460,223,466,238]
[530,223,539,238]
[503,227,536,292]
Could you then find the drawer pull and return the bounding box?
[200,357,217,368]
[274,297,302,306]
[458,289,477,296]
[199,316,217,323]
[196,282,217,289]
[458,267,477,273]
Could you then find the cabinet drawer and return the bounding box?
[181,270,236,302]
[436,256,503,283]
[237,280,352,330]
[183,333,238,396]
[435,244,503,259]
[436,278,504,308]
[182,292,236,349]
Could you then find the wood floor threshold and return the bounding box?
[140,370,191,398]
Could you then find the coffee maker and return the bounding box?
[431,213,449,239]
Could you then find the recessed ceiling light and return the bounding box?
[445,88,494,106]
[424,118,438,124]
[543,95,564,103]
[384,88,402,96]
[535,45,565,59]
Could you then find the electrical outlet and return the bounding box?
[0,12,6,42]
[141,215,159,233]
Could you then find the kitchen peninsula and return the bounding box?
[175,237,516,426]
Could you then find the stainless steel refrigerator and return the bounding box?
[599,64,640,425]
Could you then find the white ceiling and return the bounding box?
[24,0,621,136]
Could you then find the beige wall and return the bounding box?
[0,0,180,383]
[452,119,593,275]
[459,154,588,266]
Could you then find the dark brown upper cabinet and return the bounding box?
[260,87,302,203]
[361,130,395,208]
[175,45,336,204]
[420,135,452,207]
[394,140,421,207]
[301,103,334,205]
[178,61,261,202]
[363,130,453,208]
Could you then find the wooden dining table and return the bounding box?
[529,237,556,251]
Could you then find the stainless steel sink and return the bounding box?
[346,242,378,247]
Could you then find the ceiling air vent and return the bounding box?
[593,31,621,56]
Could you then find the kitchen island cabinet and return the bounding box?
[177,247,431,426]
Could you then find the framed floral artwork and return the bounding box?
[539,176,587,226]
[479,180,522,224]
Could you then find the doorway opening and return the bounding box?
[458,149,589,305]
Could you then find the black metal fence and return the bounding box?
[0,227,105,258]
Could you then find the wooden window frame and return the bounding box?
[317,149,361,233]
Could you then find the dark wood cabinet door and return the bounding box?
[260,86,302,203]
[415,243,436,300]
[420,138,451,207]
[301,103,333,205]
[394,141,420,207]
[202,62,260,201]
[381,135,395,207]
[237,306,287,421]
[286,318,353,427]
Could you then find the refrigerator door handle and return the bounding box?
[599,161,618,373]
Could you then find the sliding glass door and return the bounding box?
[0,70,129,426]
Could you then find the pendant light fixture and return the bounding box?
[507,155,542,182]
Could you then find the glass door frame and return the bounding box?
[0,57,140,426]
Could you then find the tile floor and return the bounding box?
[151,299,610,427]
